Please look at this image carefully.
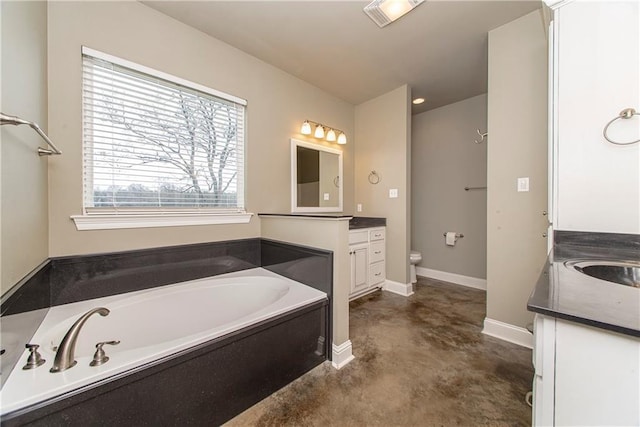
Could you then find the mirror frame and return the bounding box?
[291,138,343,213]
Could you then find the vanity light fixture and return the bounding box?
[364,0,424,28]
[300,119,347,145]
[300,120,312,135]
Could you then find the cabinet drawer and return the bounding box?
[369,261,385,285]
[349,230,368,245]
[370,241,385,263]
[369,228,385,241]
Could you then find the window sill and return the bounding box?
[71,212,253,231]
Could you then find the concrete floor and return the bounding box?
[226,277,534,426]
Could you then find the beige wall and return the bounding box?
[354,85,411,284]
[261,216,350,347]
[486,10,548,328]
[1,1,49,294]
[47,1,354,257]
[412,94,487,279]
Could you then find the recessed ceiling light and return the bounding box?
[364,0,424,28]
[412,97,425,105]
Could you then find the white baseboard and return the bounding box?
[383,279,414,297]
[482,317,533,349]
[416,267,487,291]
[332,340,355,369]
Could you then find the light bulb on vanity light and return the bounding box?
[337,132,347,145]
[314,124,325,138]
[326,128,337,142]
[300,120,312,135]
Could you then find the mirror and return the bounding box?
[291,138,343,213]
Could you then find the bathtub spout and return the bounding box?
[50,307,110,373]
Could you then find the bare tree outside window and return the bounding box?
[83,56,244,210]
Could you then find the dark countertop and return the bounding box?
[527,231,640,337]
[258,213,352,219]
[348,217,386,230]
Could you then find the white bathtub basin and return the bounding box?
[0,268,326,415]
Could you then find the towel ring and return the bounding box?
[603,108,640,145]
[368,170,380,185]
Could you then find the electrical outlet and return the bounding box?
[389,189,399,198]
[357,203,362,212]
[323,193,330,201]
[517,177,530,192]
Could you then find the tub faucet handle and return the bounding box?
[90,340,120,367]
[23,344,46,370]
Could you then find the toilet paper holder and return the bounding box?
[443,232,464,238]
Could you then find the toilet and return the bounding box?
[409,250,422,284]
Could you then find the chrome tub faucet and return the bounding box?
[50,307,110,373]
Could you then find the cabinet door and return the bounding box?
[350,244,369,294]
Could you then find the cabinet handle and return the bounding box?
[373,234,382,238]
[374,251,381,254]
[374,272,381,276]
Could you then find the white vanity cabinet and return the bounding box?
[533,314,640,426]
[348,227,386,299]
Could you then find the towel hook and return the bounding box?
[474,129,487,144]
[603,108,639,145]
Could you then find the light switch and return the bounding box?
[357,203,362,212]
[517,177,530,192]
[323,193,330,201]
[389,189,399,198]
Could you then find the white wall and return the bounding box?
[1,1,49,294]
[486,10,548,329]
[46,1,355,258]
[554,1,640,234]
[354,85,412,285]
[412,94,487,280]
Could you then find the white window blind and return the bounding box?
[81,48,246,214]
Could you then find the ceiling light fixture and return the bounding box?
[412,97,425,105]
[364,0,424,28]
[300,120,347,145]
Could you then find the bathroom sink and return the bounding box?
[565,260,640,288]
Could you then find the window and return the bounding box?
[73,47,251,230]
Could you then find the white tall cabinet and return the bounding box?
[534,0,640,425]
[549,0,640,234]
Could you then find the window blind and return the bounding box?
[82,49,246,213]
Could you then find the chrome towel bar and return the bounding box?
[0,112,62,156]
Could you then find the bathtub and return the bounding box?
[0,268,327,417]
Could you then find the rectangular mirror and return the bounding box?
[291,138,343,213]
